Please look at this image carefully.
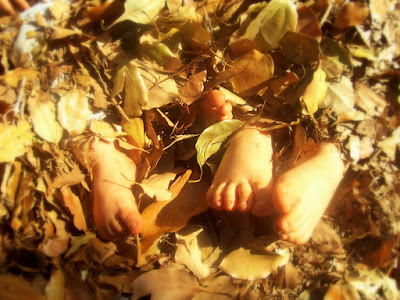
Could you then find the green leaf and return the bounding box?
[109,0,165,27]
[244,0,297,49]
[195,120,243,173]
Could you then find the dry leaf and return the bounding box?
[335,2,370,31]
[52,164,86,189]
[1,67,40,88]
[109,0,165,26]
[112,61,148,117]
[49,26,82,41]
[377,126,400,160]
[140,179,208,252]
[60,186,87,232]
[121,117,146,148]
[296,5,322,41]
[321,75,355,115]
[179,71,207,105]
[0,274,45,300]
[0,119,33,163]
[311,221,345,255]
[279,31,320,65]
[175,228,213,279]
[139,168,189,201]
[219,247,290,280]
[302,66,328,116]
[57,89,92,135]
[28,90,64,144]
[228,49,274,96]
[131,267,204,300]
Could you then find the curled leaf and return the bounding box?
[195,119,243,173]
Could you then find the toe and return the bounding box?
[204,90,226,108]
[117,206,143,235]
[223,182,237,211]
[217,102,233,122]
[237,182,253,212]
[211,183,226,210]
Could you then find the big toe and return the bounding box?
[117,206,143,235]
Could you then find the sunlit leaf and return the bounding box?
[57,89,92,135]
[121,117,145,148]
[112,61,148,117]
[320,75,355,115]
[302,66,328,116]
[219,247,290,280]
[258,0,297,49]
[109,0,165,26]
[195,119,243,172]
[132,267,204,300]
[60,186,87,232]
[28,90,64,144]
[0,120,33,162]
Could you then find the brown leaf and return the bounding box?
[296,5,322,42]
[279,31,320,65]
[59,186,87,232]
[227,49,274,97]
[179,71,207,105]
[335,2,370,30]
[1,67,40,88]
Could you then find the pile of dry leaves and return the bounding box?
[0,0,399,299]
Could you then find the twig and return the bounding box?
[320,0,335,26]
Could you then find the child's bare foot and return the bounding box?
[272,143,345,244]
[207,128,274,213]
[90,140,142,240]
[199,90,233,124]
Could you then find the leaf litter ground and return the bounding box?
[0,0,399,299]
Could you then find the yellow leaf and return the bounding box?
[219,247,290,280]
[60,186,87,232]
[0,120,33,162]
[28,90,64,144]
[1,67,40,88]
[112,61,148,117]
[57,89,92,135]
[121,117,145,148]
[109,0,165,27]
[302,66,328,116]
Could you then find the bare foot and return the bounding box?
[272,143,345,244]
[207,128,274,213]
[199,90,233,124]
[90,139,143,240]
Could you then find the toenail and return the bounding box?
[215,201,221,207]
[280,233,288,240]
